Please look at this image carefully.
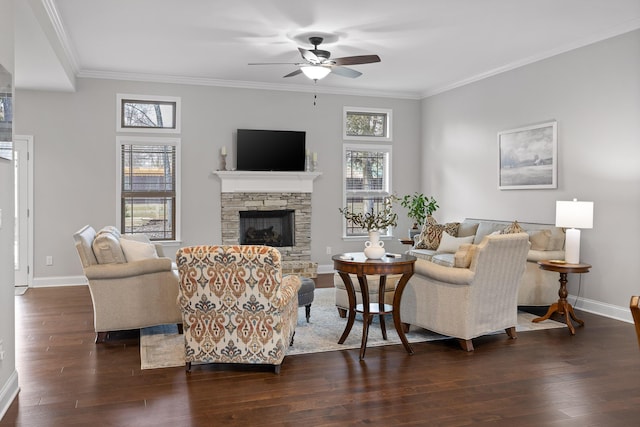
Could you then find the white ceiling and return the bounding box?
[14,0,640,98]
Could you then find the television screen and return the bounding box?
[236,129,306,171]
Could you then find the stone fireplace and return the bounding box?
[215,171,321,278]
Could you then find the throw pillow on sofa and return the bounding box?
[415,219,460,250]
[454,243,477,268]
[92,227,126,264]
[502,220,524,234]
[437,232,475,253]
[120,237,159,262]
[528,229,552,251]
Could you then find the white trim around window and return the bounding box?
[116,136,181,242]
[343,106,392,141]
[116,93,182,134]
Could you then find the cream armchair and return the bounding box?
[73,225,181,343]
[400,233,530,351]
[176,245,300,373]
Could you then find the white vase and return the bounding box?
[364,230,385,259]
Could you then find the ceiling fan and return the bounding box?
[249,36,381,81]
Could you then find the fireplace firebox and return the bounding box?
[239,209,295,247]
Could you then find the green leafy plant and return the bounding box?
[339,198,398,231]
[399,193,438,229]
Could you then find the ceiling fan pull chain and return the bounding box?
[313,81,318,106]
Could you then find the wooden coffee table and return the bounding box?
[332,252,417,359]
[533,260,591,335]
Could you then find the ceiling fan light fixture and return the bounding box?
[301,65,331,80]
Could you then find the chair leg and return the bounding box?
[402,323,410,334]
[458,339,474,351]
[274,364,281,374]
[305,304,311,322]
[337,307,347,318]
[185,362,191,373]
[95,332,108,343]
[177,323,184,334]
[290,331,295,346]
[505,327,517,340]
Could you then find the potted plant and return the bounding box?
[339,198,398,259]
[399,193,438,238]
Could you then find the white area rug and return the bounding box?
[140,288,565,369]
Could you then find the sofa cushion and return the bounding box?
[547,228,566,250]
[92,228,126,264]
[416,221,460,250]
[120,237,159,262]
[528,229,552,251]
[437,232,475,253]
[473,221,508,244]
[407,249,437,262]
[431,253,455,267]
[457,222,479,238]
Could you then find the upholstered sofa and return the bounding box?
[407,218,565,306]
[73,225,181,342]
[400,232,531,351]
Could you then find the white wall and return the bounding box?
[422,29,640,319]
[15,79,422,281]
[0,0,19,421]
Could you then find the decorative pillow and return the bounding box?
[120,237,159,262]
[547,228,566,251]
[502,220,524,234]
[454,243,477,268]
[92,229,126,264]
[528,229,552,251]
[415,221,460,250]
[457,222,480,238]
[436,232,475,253]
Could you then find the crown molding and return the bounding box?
[421,19,640,98]
[76,69,422,100]
[41,0,80,75]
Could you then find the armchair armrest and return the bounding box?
[84,257,173,280]
[414,259,475,286]
[274,274,301,310]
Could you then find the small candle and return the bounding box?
[312,152,317,161]
[221,146,227,155]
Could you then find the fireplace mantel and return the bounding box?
[213,171,322,193]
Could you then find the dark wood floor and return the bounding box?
[3,276,640,426]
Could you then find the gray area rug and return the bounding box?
[140,288,565,369]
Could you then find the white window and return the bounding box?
[117,94,181,133]
[116,136,181,241]
[342,143,393,238]
[343,107,392,141]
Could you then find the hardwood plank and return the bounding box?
[3,277,640,426]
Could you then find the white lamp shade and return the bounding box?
[555,200,594,229]
[300,66,331,80]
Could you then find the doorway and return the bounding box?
[13,135,33,287]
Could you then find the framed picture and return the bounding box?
[498,121,557,190]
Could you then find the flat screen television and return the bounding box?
[236,129,306,171]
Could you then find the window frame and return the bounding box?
[342,142,393,239]
[343,106,392,141]
[116,136,181,242]
[116,93,181,134]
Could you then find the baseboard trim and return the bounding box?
[0,370,20,422]
[569,294,633,323]
[32,275,87,288]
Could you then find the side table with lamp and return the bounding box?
[533,198,594,335]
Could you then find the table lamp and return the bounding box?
[555,199,594,264]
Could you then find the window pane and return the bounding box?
[122,196,174,240]
[346,111,387,137]
[121,143,176,240]
[343,196,389,236]
[345,150,386,191]
[122,99,176,129]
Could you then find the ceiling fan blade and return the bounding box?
[299,47,320,64]
[330,66,362,78]
[283,69,303,78]
[331,55,381,66]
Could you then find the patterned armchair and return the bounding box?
[176,245,301,373]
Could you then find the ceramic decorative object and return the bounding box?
[364,230,385,259]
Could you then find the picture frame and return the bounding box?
[498,120,557,190]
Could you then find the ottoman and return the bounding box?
[298,277,316,322]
